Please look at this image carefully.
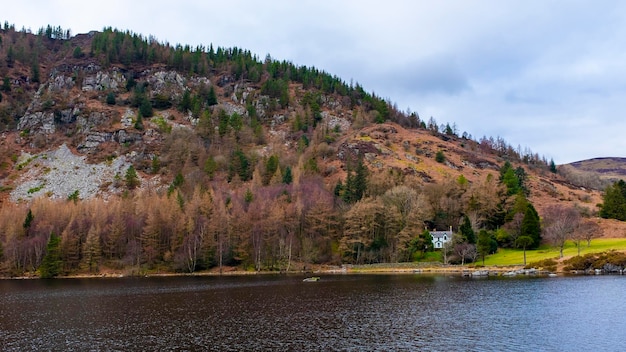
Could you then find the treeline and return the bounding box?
[88,27,390,118]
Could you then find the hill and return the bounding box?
[558,158,626,190]
[0,24,622,277]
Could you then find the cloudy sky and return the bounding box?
[4,1,626,164]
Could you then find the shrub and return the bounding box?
[526,258,557,272]
[435,150,446,163]
[106,92,116,105]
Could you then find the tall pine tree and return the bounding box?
[40,233,62,278]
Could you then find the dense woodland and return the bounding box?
[0,23,609,277]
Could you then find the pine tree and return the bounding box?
[353,159,368,201]
[264,155,279,185]
[207,86,218,106]
[31,61,40,83]
[599,180,626,220]
[477,230,495,265]
[521,203,541,248]
[23,209,34,233]
[6,45,14,67]
[106,91,116,105]
[40,233,62,278]
[204,156,217,179]
[134,111,144,130]
[229,149,251,182]
[460,215,476,244]
[179,90,192,112]
[549,159,557,173]
[2,77,10,92]
[139,98,153,118]
[151,155,161,174]
[125,165,140,189]
[282,166,293,184]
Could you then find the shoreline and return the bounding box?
[1,263,531,280]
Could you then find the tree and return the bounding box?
[125,165,140,190]
[23,209,34,233]
[520,203,541,248]
[282,166,293,184]
[2,77,10,92]
[82,226,101,273]
[106,92,116,105]
[229,149,252,182]
[543,205,581,258]
[573,219,602,255]
[459,215,476,244]
[6,45,14,67]
[207,86,218,106]
[179,90,192,112]
[73,46,83,58]
[342,159,368,203]
[40,233,62,278]
[139,98,153,118]
[515,236,534,265]
[408,229,434,260]
[477,230,496,265]
[218,109,230,137]
[151,155,161,174]
[134,111,144,130]
[126,75,136,91]
[204,156,217,179]
[264,155,279,185]
[31,61,40,83]
[599,180,626,221]
[549,159,557,173]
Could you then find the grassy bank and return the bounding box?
[482,238,626,266]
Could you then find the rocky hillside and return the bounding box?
[0,25,621,276]
[0,25,604,217]
[0,27,577,204]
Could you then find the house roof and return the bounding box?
[430,230,453,240]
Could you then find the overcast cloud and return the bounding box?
[4,0,626,164]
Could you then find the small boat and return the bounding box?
[303,276,320,282]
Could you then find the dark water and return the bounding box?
[1,274,625,351]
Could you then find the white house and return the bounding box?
[430,226,453,249]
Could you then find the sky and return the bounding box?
[4,0,626,164]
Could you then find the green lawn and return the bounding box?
[482,238,626,266]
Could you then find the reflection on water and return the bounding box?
[1,274,625,351]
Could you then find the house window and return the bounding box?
[443,235,447,241]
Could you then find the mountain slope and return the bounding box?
[0,25,621,276]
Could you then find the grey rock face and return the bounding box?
[82,69,125,91]
[10,144,133,201]
[17,112,56,134]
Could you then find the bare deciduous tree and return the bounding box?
[542,205,581,258]
[573,219,602,255]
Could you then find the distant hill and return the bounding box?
[559,158,626,190]
[569,157,626,178]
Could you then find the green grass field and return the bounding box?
[482,238,626,266]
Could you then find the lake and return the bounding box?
[1,274,625,351]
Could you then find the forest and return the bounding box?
[0,157,549,277]
[0,23,603,277]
